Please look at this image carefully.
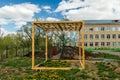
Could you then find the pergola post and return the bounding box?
[70,31,72,46]
[82,21,85,69]
[78,30,82,69]
[32,22,35,69]
[45,31,48,61]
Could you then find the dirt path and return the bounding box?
[93,50,120,57]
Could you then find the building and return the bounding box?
[83,20,120,48]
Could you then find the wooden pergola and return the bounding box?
[31,21,85,70]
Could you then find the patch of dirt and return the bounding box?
[52,54,60,59]
[71,61,80,68]
[104,62,119,69]
[0,67,16,75]
[85,61,99,78]
[114,68,120,74]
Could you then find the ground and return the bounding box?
[93,50,120,57]
[0,55,120,80]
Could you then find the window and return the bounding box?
[95,27,99,31]
[101,27,104,31]
[84,42,87,46]
[84,34,87,39]
[118,34,120,38]
[112,34,116,39]
[118,42,120,46]
[95,34,99,39]
[107,42,110,46]
[95,42,99,46]
[89,27,93,31]
[90,34,93,39]
[118,27,120,31]
[112,27,116,31]
[84,27,88,32]
[90,42,93,46]
[101,42,104,46]
[106,26,110,31]
[113,42,116,47]
[107,34,110,39]
[101,34,104,39]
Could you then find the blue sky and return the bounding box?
[0,0,120,35]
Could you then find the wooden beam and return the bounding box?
[70,31,72,46]
[57,23,63,31]
[44,24,49,31]
[73,23,76,31]
[45,31,48,61]
[32,21,83,24]
[64,23,68,30]
[69,24,73,31]
[77,23,80,31]
[35,23,46,31]
[32,22,35,69]
[67,24,71,31]
[81,21,85,69]
[54,23,61,31]
[59,23,65,31]
[32,67,83,70]
[78,31,83,68]
[34,21,83,31]
[79,24,82,31]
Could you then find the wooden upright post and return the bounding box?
[70,31,72,46]
[78,30,82,68]
[45,31,48,61]
[32,22,35,69]
[82,21,85,69]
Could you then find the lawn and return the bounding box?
[0,55,120,80]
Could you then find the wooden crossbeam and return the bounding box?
[57,23,63,31]
[54,24,61,31]
[35,24,46,31]
[32,67,83,70]
[33,21,83,24]
[35,22,82,31]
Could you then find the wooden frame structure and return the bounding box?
[32,21,85,70]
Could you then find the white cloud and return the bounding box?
[0,19,8,25]
[55,0,120,20]
[42,5,52,13]
[0,3,41,28]
[0,27,15,36]
[42,6,51,10]
[46,17,59,21]
[55,0,85,12]
[45,9,52,13]
[15,21,27,28]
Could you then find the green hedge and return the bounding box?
[85,48,120,51]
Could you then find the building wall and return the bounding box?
[81,23,120,48]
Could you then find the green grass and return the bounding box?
[95,62,120,79]
[0,57,120,80]
[93,52,120,60]
[40,60,70,67]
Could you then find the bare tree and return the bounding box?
[0,26,3,38]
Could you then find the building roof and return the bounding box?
[85,20,120,25]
